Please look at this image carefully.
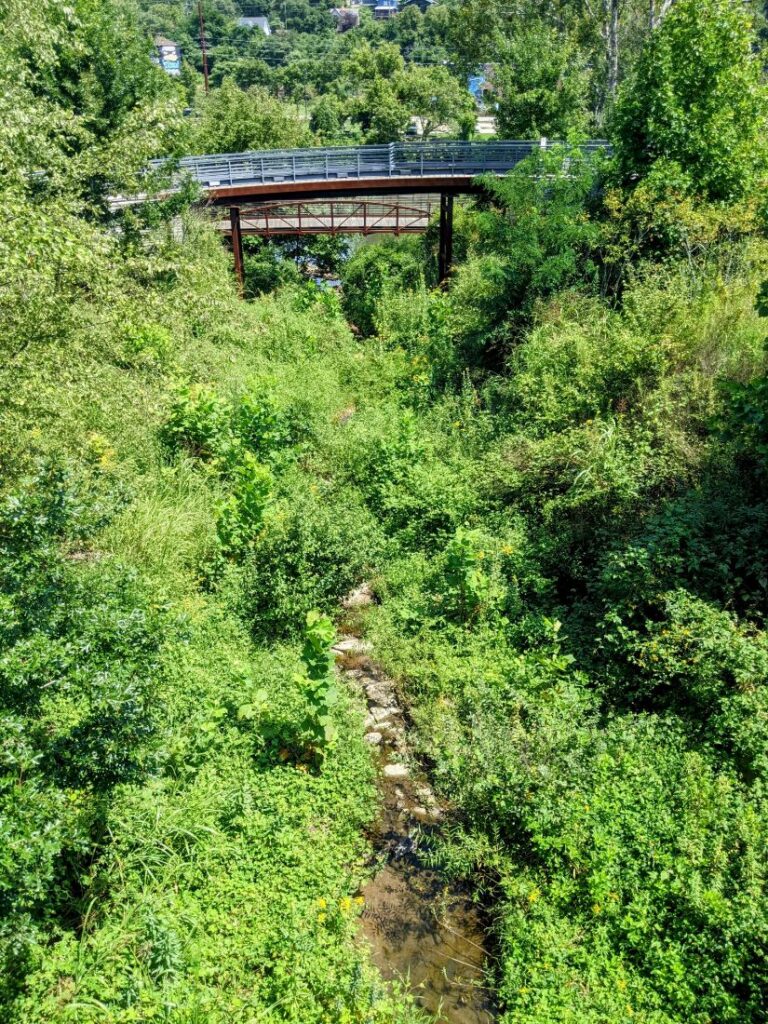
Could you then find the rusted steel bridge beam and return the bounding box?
[438,193,454,284]
[230,206,244,296]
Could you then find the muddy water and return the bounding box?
[334,633,495,1024]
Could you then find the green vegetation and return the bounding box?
[3,0,768,1022]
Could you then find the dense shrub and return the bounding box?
[341,238,425,336]
[241,473,384,637]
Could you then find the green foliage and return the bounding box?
[297,610,340,758]
[426,147,604,375]
[614,0,768,202]
[162,384,231,460]
[347,77,411,145]
[310,95,345,143]
[6,0,768,1021]
[241,474,383,637]
[216,452,273,555]
[341,238,425,336]
[719,367,768,472]
[395,64,475,140]
[494,23,591,139]
[122,322,173,365]
[242,235,304,296]
[235,388,293,460]
[0,0,182,202]
[163,384,314,558]
[192,79,311,155]
[441,527,495,623]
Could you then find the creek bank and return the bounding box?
[333,614,496,1024]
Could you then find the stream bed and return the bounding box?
[334,628,495,1024]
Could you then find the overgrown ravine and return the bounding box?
[334,589,496,1024]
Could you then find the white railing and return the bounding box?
[150,140,609,191]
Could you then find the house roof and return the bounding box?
[237,16,271,32]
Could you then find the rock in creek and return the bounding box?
[342,582,376,609]
[332,636,372,655]
[370,705,398,724]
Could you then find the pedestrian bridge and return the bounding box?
[142,139,609,287]
[151,139,609,204]
[216,197,439,237]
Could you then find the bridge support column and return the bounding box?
[230,206,244,296]
[438,193,454,284]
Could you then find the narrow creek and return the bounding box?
[333,591,496,1023]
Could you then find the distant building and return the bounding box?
[401,0,436,10]
[237,16,272,34]
[330,7,361,30]
[153,36,182,76]
[374,0,398,18]
[468,74,486,105]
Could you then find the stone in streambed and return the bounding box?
[363,680,395,705]
[364,732,383,746]
[370,705,398,724]
[333,637,372,655]
[383,763,409,780]
[342,582,375,609]
[412,804,442,823]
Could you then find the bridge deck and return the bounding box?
[146,140,609,205]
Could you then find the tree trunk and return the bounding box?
[650,0,676,30]
[603,0,620,103]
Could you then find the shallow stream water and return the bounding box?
[335,631,495,1023]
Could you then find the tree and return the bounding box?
[649,0,677,29]
[395,65,475,140]
[310,95,345,143]
[340,237,424,335]
[341,41,405,87]
[0,0,182,202]
[347,77,410,144]
[494,24,591,139]
[192,79,311,154]
[613,0,768,201]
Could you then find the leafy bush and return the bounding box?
[720,369,768,473]
[296,610,340,760]
[341,238,425,336]
[431,148,603,372]
[162,384,231,461]
[336,406,479,548]
[241,474,383,637]
[216,452,273,556]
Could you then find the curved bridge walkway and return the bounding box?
[150,140,609,287]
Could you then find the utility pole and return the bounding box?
[198,1,210,94]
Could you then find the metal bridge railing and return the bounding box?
[150,140,610,191]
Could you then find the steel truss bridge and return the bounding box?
[144,140,609,287]
[216,197,440,237]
